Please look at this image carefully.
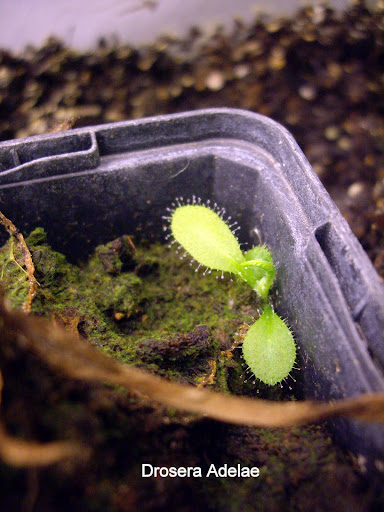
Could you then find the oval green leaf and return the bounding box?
[242,306,296,386]
[171,204,244,273]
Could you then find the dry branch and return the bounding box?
[0,211,38,313]
[2,295,384,432]
[0,423,84,467]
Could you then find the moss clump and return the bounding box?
[0,229,263,392]
[0,229,141,364]
[136,325,215,372]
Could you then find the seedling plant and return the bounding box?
[166,198,296,386]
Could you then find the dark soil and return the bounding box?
[0,1,384,511]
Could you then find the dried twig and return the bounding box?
[197,360,217,388]
[1,295,384,468]
[0,211,38,313]
[49,117,75,133]
[0,422,84,467]
[0,342,84,467]
[2,297,384,429]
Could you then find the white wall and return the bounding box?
[0,0,354,52]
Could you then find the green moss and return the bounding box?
[130,242,256,338]
[0,237,30,309]
[1,229,380,512]
[0,229,299,400]
[0,230,262,392]
[196,423,361,512]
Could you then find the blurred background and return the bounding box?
[0,0,354,52]
[1,0,383,275]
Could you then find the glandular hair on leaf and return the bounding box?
[170,204,245,274]
[242,306,296,386]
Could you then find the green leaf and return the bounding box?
[242,306,296,386]
[238,246,276,301]
[171,205,245,273]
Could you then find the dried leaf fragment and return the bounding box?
[0,211,38,313]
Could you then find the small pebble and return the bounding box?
[324,125,340,141]
[347,181,366,199]
[205,70,225,91]
[298,84,317,101]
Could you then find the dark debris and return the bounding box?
[136,325,213,370]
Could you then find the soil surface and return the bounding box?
[0,2,384,511]
[1,231,382,512]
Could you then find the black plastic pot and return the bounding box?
[0,108,383,475]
